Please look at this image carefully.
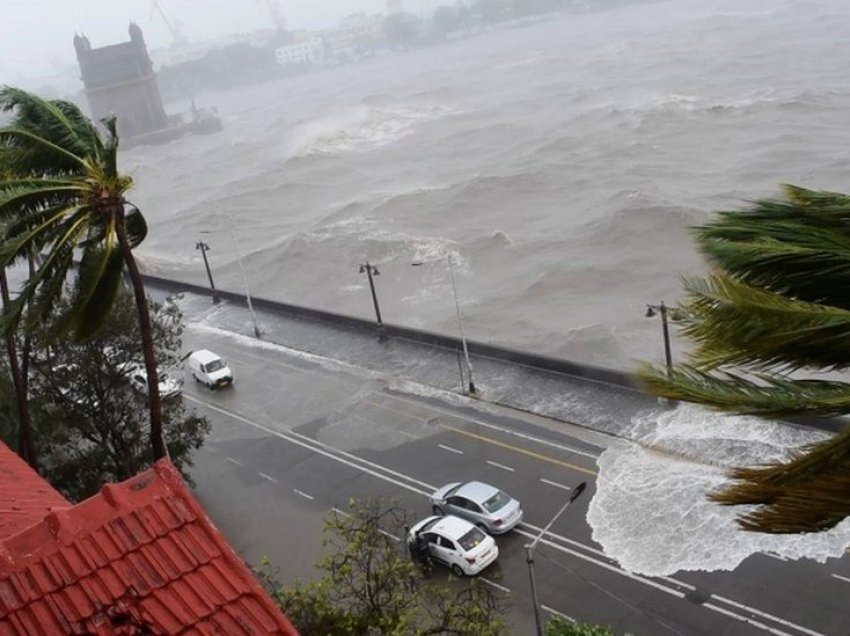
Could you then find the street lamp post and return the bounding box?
[447,254,476,395]
[646,301,672,373]
[228,226,261,338]
[194,241,220,304]
[359,262,387,342]
[412,255,476,395]
[525,481,587,636]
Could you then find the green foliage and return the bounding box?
[21,288,209,501]
[257,498,507,635]
[546,618,615,636]
[638,184,850,533]
[0,87,138,340]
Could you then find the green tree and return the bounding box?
[258,498,506,635]
[0,162,36,468]
[0,87,167,462]
[546,618,615,636]
[639,185,850,534]
[24,289,209,501]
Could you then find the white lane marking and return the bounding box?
[331,506,351,517]
[226,457,243,467]
[438,443,464,455]
[293,489,314,501]
[480,578,511,594]
[713,595,825,636]
[540,478,572,491]
[185,396,431,498]
[832,574,850,584]
[703,603,793,636]
[381,390,603,458]
[541,604,575,623]
[486,460,515,472]
[378,528,401,543]
[258,472,277,482]
[188,396,824,636]
[764,552,789,562]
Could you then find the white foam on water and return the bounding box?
[587,404,850,576]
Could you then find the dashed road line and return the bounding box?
[486,460,515,472]
[831,574,850,584]
[188,395,823,636]
[444,424,597,476]
[438,443,464,455]
[258,472,277,482]
[293,489,314,501]
[331,506,351,517]
[481,578,511,594]
[540,478,572,491]
[226,457,243,467]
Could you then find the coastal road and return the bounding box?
[183,327,850,635]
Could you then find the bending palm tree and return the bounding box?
[639,185,850,534]
[0,87,165,460]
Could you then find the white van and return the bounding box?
[187,349,234,390]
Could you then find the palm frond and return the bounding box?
[68,245,124,340]
[709,428,850,533]
[124,204,148,248]
[679,274,850,371]
[694,186,850,308]
[638,362,850,417]
[0,86,97,171]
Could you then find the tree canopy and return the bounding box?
[258,498,507,635]
[0,86,166,461]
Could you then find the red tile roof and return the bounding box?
[0,457,298,635]
[0,442,70,542]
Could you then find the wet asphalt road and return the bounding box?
[180,323,850,636]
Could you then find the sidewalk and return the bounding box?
[165,288,662,442]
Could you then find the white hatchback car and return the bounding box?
[407,515,499,577]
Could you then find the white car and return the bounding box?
[187,349,234,390]
[430,481,523,534]
[126,365,183,400]
[407,515,499,576]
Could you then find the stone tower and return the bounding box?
[74,23,169,138]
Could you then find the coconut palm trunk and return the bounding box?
[114,201,165,460]
[0,269,36,467]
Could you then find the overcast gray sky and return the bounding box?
[0,0,401,85]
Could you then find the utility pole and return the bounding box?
[525,481,587,636]
[195,241,220,304]
[646,301,672,374]
[360,262,387,342]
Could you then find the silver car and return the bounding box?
[429,481,523,534]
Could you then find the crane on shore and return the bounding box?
[150,0,188,46]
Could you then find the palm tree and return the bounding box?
[639,185,850,534]
[0,87,166,460]
[0,164,36,467]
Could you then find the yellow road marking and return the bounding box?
[364,397,597,476]
[442,425,598,476]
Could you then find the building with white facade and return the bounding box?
[274,37,324,66]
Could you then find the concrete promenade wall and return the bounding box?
[142,273,639,390]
